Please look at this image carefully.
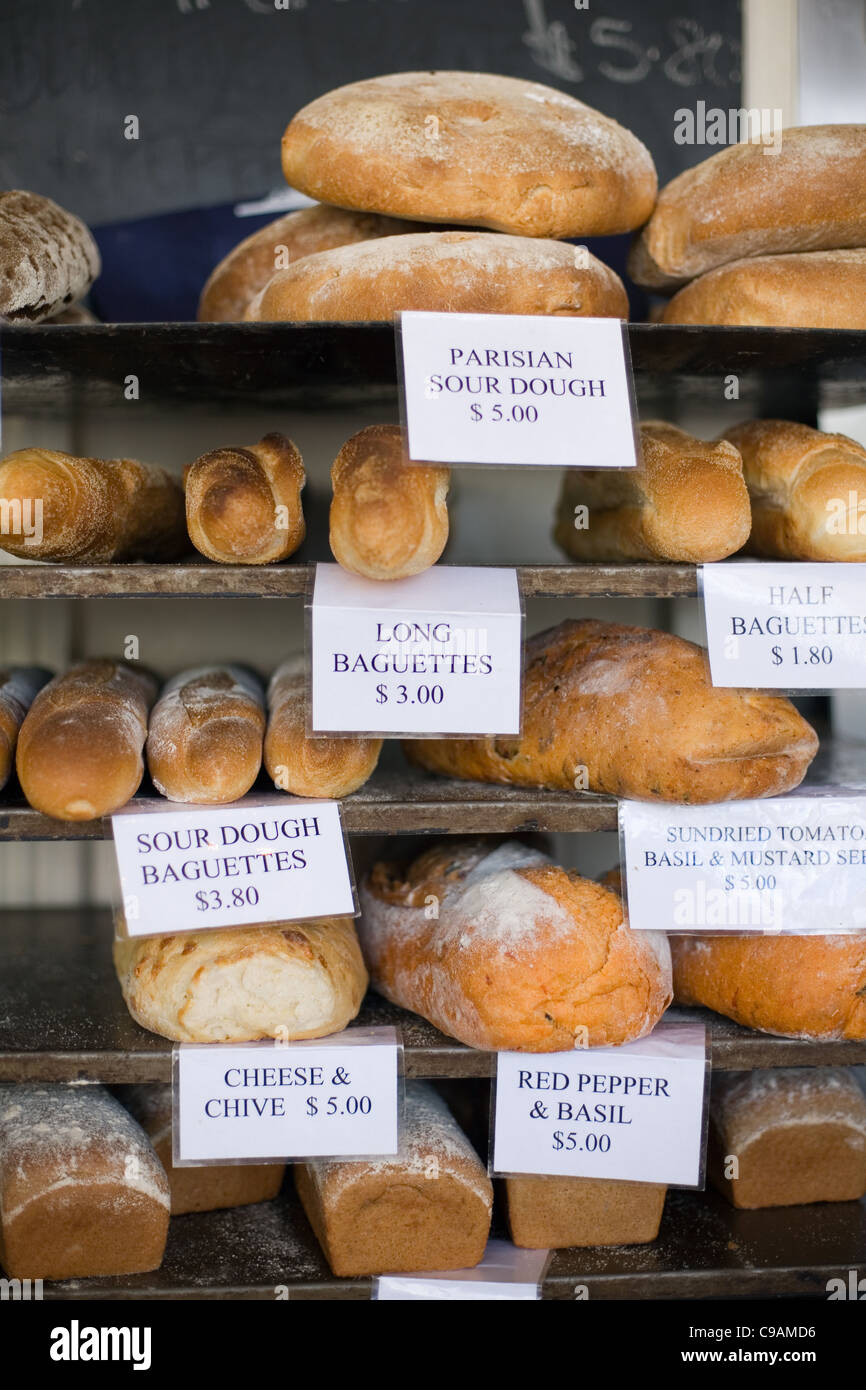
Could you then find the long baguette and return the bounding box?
[0,666,52,790]
[146,665,265,804]
[264,657,382,798]
[185,432,305,565]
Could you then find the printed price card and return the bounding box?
[702,561,866,688]
[398,311,639,468]
[376,1240,548,1301]
[112,794,355,937]
[173,1028,400,1164]
[620,793,866,935]
[493,1022,707,1188]
[309,562,522,736]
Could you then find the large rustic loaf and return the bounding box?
[0,667,51,791]
[660,248,866,328]
[0,191,100,323]
[146,665,266,804]
[404,620,818,804]
[506,1175,667,1248]
[185,432,305,565]
[264,656,382,798]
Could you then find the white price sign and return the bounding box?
[493,1023,707,1187]
[310,563,522,736]
[173,1028,400,1163]
[376,1241,547,1301]
[702,561,866,688]
[620,793,866,935]
[112,795,355,937]
[398,311,638,468]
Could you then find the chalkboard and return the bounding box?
[0,0,741,227]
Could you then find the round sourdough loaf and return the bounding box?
[280,71,657,238]
[660,248,866,327]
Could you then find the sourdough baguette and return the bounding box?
[0,191,100,323]
[146,665,265,804]
[0,1084,169,1280]
[671,933,866,1040]
[198,204,441,321]
[246,231,629,322]
[629,125,866,289]
[0,447,186,563]
[185,432,305,565]
[295,1082,493,1276]
[358,839,672,1051]
[554,421,751,563]
[0,666,52,791]
[113,918,368,1044]
[264,656,382,798]
[330,425,450,579]
[506,1176,667,1248]
[724,418,866,561]
[281,71,656,238]
[16,660,158,821]
[403,620,818,804]
[660,248,866,327]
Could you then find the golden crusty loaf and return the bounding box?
[247,231,628,323]
[264,656,382,798]
[146,665,265,804]
[330,425,450,580]
[404,620,818,804]
[660,248,866,327]
[198,204,442,321]
[724,418,866,562]
[0,448,186,563]
[0,190,100,323]
[358,839,672,1051]
[506,1176,667,1249]
[671,933,866,1040]
[113,918,368,1044]
[629,125,866,289]
[123,1085,284,1215]
[0,667,51,791]
[185,432,305,565]
[281,71,656,238]
[0,1084,169,1280]
[295,1082,492,1276]
[707,1068,866,1209]
[554,421,751,563]
[17,660,158,821]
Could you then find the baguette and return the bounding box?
[724,418,866,561]
[264,656,382,798]
[185,432,305,565]
[660,248,866,328]
[403,620,818,804]
[330,425,450,579]
[554,421,751,563]
[629,125,866,289]
[0,190,100,323]
[16,660,158,821]
[0,447,186,563]
[246,231,628,323]
[0,666,52,791]
[146,665,265,804]
[358,838,672,1051]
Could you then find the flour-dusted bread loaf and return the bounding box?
[506,1176,667,1249]
[708,1068,866,1209]
[0,447,186,563]
[184,432,305,565]
[295,1082,492,1276]
[629,125,866,289]
[724,418,866,562]
[330,425,450,580]
[0,1084,169,1280]
[122,1085,284,1215]
[281,71,656,238]
[554,421,751,563]
[672,933,866,1040]
[358,839,671,1051]
[660,248,866,328]
[198,204,441,321]
[17,660,158,821]
[246,231,628,323]
[146,665,266,804]
[0,190,100,323]
[264,656,382,798]
[404,620,818,804]
[0,667,51,791]
[113,919,368,1044]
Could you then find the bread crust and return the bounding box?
[0,190,100,323]
[146,665,266,804]
[660,248,866,327]
[0,667,51,791]
[185,432,305,565]
[507,1175,667,1248]
[264,656,382,798]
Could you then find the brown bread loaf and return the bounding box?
[506,1176,667,1248]
[659,248,866,328]
[146,665,266,804]
[0,667,51,791]
[264,656,382,798]
[184,432,305,565]
[0,190,100,323]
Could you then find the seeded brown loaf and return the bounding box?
[246,232,629,323]
[660,248,866,327]
[554,421,751,563]
[0,191,100,323]
[146,665,266,804]
[0,667,51,791]
[403,620,818,804]
[264,656,382,798]
[185,432,305,565]
[506,1176,667,1248]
